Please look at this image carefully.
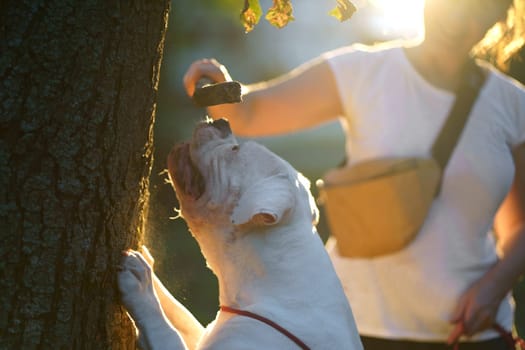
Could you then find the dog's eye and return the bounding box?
[231,145,240,151]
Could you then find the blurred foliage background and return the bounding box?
[144,0,524,335]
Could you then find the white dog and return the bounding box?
[118,119,363,350]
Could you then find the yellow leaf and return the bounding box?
[266,0,295,29]
[329,0,357,22]
[240,0,262,33]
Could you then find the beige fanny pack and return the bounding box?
[317,59,486,258]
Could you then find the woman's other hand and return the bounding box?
[447,272,505,344]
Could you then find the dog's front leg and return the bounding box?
[118,251,188,350]
[152,275,205,349]
[139,246,205,349]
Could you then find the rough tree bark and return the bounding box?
[0,0,170,348]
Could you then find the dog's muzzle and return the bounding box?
[166,119,232,200]
[167,142,206,200]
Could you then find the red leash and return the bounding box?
[452,324,525,350]
[220,305,311,350]
[492,324,525,349]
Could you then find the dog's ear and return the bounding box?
[231,174,295,227]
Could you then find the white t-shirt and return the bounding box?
[322,44,525,341]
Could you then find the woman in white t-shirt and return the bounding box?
[183,0,525,348]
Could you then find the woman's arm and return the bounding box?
[448,143,525,343]
[183,57,343,137]
[494,143,525,255]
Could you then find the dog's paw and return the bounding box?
[117,250,162,326]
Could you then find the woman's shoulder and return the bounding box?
[479,61,525,146]
[481,60,525,93]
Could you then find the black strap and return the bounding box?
[431,59,487,169]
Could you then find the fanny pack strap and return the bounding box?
[431,59,487,170]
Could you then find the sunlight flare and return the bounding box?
[370,0,425,39]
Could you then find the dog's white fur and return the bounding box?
[118,120,363,349]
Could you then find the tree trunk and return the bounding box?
[0,0,170,348]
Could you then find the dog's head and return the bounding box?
[167,119,319,237]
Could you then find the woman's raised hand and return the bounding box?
[183,58,233,97]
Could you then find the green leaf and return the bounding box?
[240,0,262,33]
[265,0,295,29]
[329,0,357,22]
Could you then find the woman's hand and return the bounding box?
[183,58,233,97]
[447,271,505,344]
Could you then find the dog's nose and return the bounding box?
[211,118,232,136]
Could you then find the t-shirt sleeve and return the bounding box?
[511,84,525,147]
[321,44,368,120]
[502,75,525,148]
